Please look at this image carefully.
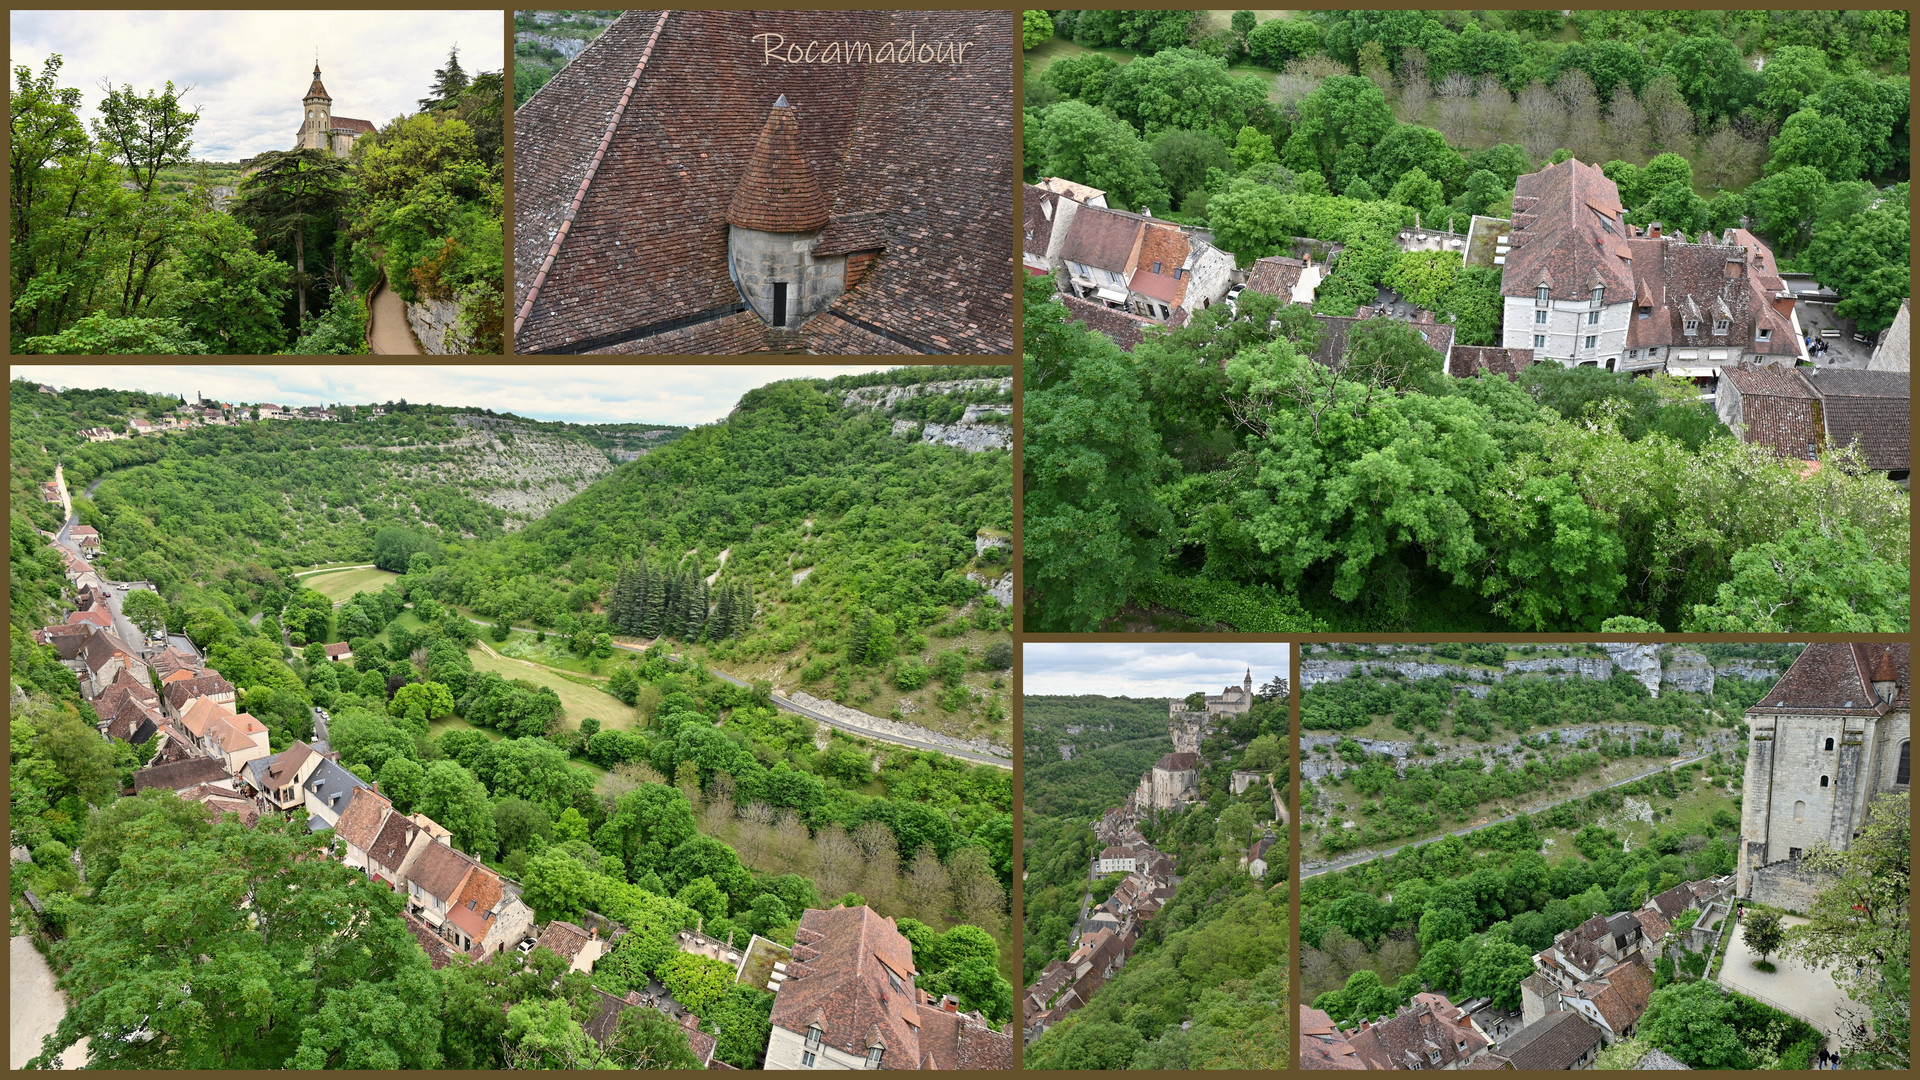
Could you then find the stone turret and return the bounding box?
[726,95,847,329]
[299,63,334,152]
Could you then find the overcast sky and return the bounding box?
[1023,644,1291,699]
[10,10,506,160]
[9,365,896,426]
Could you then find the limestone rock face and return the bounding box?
[967,570,1012,606]
[1600,642,1662,696]
[1663,648,1715,695]
[405,297,463,355]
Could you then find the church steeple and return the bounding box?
[305,61,332,103]
[1245,668,1253,695]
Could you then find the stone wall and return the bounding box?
[406,297,462,354]
[786,691,1011,759]
[1745,859,1828,912]
[728,224,845,328]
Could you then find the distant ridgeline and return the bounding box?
[5,382,685,612]
[419,366,1014,652]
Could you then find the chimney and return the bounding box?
[1648,222,1663,239]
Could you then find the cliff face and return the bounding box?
[1300,644,1786,699]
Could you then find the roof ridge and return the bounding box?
[515,9,673,338]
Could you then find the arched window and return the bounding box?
[1825,737,1835,751]
[1793,800,1806,822]
[1898,741,1910,785]
[1819,775,1830,788]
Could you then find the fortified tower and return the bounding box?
[298,63,334,152]
[1738,644,1910,906]
[726,95,847,329]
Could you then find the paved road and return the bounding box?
[1302,751,1720,878]
[368,282,421,354]
[10,935,86,1068]
[447,611,1011,767]
[294,564,376,578]
[311,706,331,743]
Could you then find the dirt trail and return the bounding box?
[11,935,87,1068]
[368,281,422,355]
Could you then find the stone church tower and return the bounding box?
[1738,644,1909,906]
[726,96,847,330]
[294,62,374,159]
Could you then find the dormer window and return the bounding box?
[1590,286,1603,305]
[1535,285,1549,306]
[1683,318,1699,335]
[866,1046,885,1068]
[1713,318,1729,334]
[1151,261,1162,274]
[805,1024,822,1049]
[1757,328,1771,342]
[885,967,903,992]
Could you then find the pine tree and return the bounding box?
[640,560,668,638]
[419,46,470,111]
[847,609,872,665]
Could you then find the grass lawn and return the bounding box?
[306,566,401,603]
[494,629,617,676]
[466,641,640,732]
[428,715,501,741]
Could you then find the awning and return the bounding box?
[1093,286,1128,304]
[1666,364,1722,378]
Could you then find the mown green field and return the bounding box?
[305,566,400,603]
[466,641,640,732]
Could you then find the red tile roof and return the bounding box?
[1501,159,1633,303]
[1247,255,1308,300]
[1059,203,1145,275]
[1749,643,1909,715]
[304,64,331,101]
[66,608,111,629]
[1129,226,1191,306]
[1449,344,1537,379]
[447,865,504,944]
[164,673,236,713]
[726,96,831,232]
[771,906,921,1065]
[409,839,478,903]
[1300,1005,1367,1069]
[1805,369,1909,471]
[514,9,1011,355]
[1057,294,1160,351]
[330,116,376,135]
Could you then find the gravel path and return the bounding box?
[368,281,421,354]
[10,935,86,1068]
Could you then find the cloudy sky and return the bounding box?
[1023,644,1291,699]
[11,10,505,160]
[9,365,895,426]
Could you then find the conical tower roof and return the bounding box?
[726,95,829,233]
[305,63,331,102]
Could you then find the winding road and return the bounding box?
[448,612,1011,767]
[1301,750,1723,878]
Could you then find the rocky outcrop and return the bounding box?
[1301,725,1732,781]
[893,413,1010,452]
[1601,643,1662,696]
[968,570,1012,606]
[1662,648,1715,695]
[842,378,1012,411]
[405,296,464,355]
[788,691,1012,760]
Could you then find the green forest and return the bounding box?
[1025,10,1908,333]
[513,9,619,105]
[1022,273,1910,633]
[1021,691,1289,1068]
[1299,656,1784,857]
[10,370,1016,1066]
[10,47,503,355]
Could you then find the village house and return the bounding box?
[65,607,112,631]
[1037,176,1108,208]
[301,757,372,828]
[766,904,1013,1069]
[532,919,606,974]
[1093,845,1137,875]
[1480,1008,1604,1070]
[79,628,148,698]
[40,480,62,503]
[79,426,120,442]
[1299,1005,1366,1069]
[1718,366,1910,480]
[585,988,719,1066]
[1498,158,1803,379]
[403,839,541,962]
[67,524,100,556]
[162,673,238,721]
[244,740,326,813]
[1246,834,1277,878]
[323,641,354,662]
[1341,992,1491,1070]
[176,697,272,774]
[1244,253,1324,307]
[131,757,234,795]
[365,809,438,888]
[333,788,395,870]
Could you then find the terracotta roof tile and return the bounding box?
[1749,643,1908,715]
[447,865,505,943]
[1057,294,1159,351]
[770,906,921,1064]
[369,810,424,870]
[726,96,831,232]
[409,840,478,903]
[1129,226,1190,306]
[1494,1010,1601,1070]
[1805,369,1909,471]
[334,788,393,852]
[133,757,230,792]
[164,673,236,713]
[515,9,1011,355]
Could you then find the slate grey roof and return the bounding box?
[302,757,371,816]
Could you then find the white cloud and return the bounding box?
[7,364,898,426]
[10,10,506,160]
[1022,643,1291,699]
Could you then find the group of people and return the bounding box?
[1806,336,1833,357]
[1816,1046,1843,1068]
